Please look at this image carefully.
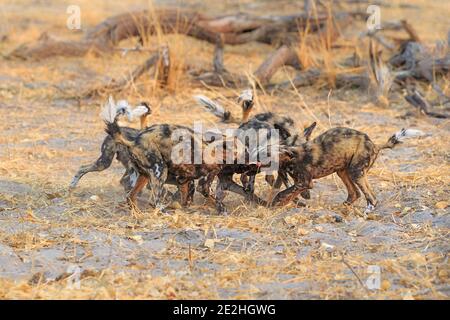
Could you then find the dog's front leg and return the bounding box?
[148,164,168,211]
[270,183,308,207]
[215,180,228,215]
[220,174,267,206]
[177,179,195,207]
[197,172,216,200]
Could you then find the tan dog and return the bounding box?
[272,127,425,213]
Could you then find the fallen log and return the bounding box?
[7,8,334,60]
[405,87,449,118]
[196,42,302,88]
[254,45,302,86]
[389,41,450,84]
[85,9,214,45]
[360,19,424,51]
[213,35,226,74]
[6,33,112,60]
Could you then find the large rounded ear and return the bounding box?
[303,121,317,141]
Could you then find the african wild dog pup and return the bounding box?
[272,127,425,212]
[70,96,151,191]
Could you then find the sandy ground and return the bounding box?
[0,0,449,299]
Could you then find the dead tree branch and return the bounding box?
[83,50,161,98]
[157,45,170,87]
[194,35,246,88]
[7,9,336,60]
[254,45,301,86]
[405,87,449,118]
[213,35,226,74]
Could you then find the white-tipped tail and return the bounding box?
[238,89,253,103]
[100,95,118,123]
[394,128,427,141]
[380,128,427,150]
[100,96,150,123]
[128,105,150,121]
[193,95,226,119]
[116,99,134,120]
[116,99,130,111]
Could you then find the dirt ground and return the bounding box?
[0,0,449,299]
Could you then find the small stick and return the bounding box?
[341,255,371,295]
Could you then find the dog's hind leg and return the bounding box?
[361,175,377,203]
[349,169,377,211]
[127,174,149,210]
[70,136,117,188]
[120,168,138,192]
[357,175,377,212]
[337,169,361,205]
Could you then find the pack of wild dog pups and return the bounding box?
[70,90,423,215]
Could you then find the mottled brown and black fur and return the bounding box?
[201,120,317,214]
[238,119,317,197]
[195,91,317,205]
[272,127,417,211]
[70,102,151,191]
[105,120,241,212]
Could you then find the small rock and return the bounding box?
[348,230,358,237]
[314,225,325,232]
[128,235,143,245]
[297,228,310,236]
[89,195,100,201]
[435,201,449,209]
[438,269,448,282]
[320,242,335,252]
[204,238,216,249]
[366,213,381,220]
[381,280,391,291]
[168,201,182,210]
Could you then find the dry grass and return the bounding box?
[0,0,449,299]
